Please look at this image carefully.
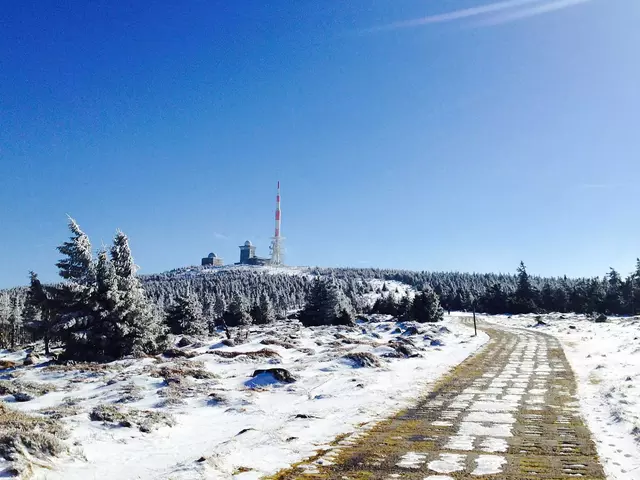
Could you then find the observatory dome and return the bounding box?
[244,240,253,247]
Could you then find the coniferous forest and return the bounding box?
[1,218,639,355]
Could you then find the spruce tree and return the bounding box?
[24,272,59,354]
[251,293,275,325]
[224,293,252,327]
[410,285,444,323]
[512,261,536,314]
[92,249,120,358]
[299,278,354,326]
[166,292,207,336]
[52,218,97,357]
[56,217,95,284]
[110,231,166,356]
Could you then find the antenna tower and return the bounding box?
[270,181,284,265]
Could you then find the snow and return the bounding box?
[484,313,640,480]
[1,317,487,479]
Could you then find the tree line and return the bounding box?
[2,218,640,355]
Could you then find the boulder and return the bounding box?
[177,336,194,348]
[252,368,297,383]
[403,326,420,336]
[13,392,34,402]
[23,353,39,366]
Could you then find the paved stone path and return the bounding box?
[269,321,606,479]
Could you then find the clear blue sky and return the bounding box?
[1,0,639,288]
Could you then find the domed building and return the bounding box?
[236,240,270,266]
[201,252,223,267]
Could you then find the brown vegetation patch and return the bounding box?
[0,379,58,399]
[0,360,18,370]
[208,348,281,360]
[260,338,297,349]
[0,403,67,475]
[150,359,216,381]
[90,404,175,432]
[342,352,382,368]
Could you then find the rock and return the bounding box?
[252,368,297,383]
[294,414,316,419]
[438,326,451,334]
[534,318,548,327]
[13,392,34,402]
[569,325,576,330]
[23,353,39,366]
[595,313,607,323]
[197,456,207,463]
[403,326,420,336]
[221,339,235,347]
[177,336,194,348]
[392,328,402,334]
[207,392,227,405]
[430,339,444,347]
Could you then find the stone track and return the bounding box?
[268,320,606,480]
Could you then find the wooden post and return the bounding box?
[473,304,477,337]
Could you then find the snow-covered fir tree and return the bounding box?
[224,293,252,327]
[166,292,207,336]
[110,231,166,356]
[251,293,275,325]
[410,285,444,323]
[299,278,355,327]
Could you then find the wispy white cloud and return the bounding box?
[365,0,594,32]
[476,0,593,26]
[213,232,228,240]
[365,0,546,32]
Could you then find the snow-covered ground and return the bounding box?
[1,317,486,479]
[484,313,640,480]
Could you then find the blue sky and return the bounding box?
[1,0,639,288]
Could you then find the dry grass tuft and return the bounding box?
[0,403,67,475]
[150,358,216,381]
[0,379,58,400]
[90,404,175,432]
[43,361,123,374]
[116,382,145,404]
[260,338,297,349]
[342,352,382,368]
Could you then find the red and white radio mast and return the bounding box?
[270,181,283,265]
